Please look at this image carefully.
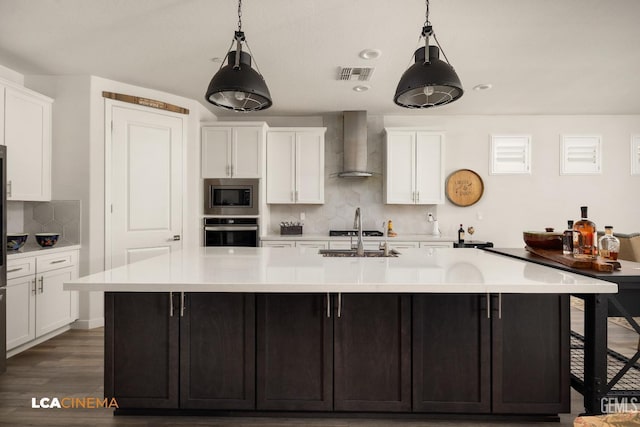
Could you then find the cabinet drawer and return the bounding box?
[36,250,78,273]
[7,258,36,280]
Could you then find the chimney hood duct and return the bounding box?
[338,111,373,177]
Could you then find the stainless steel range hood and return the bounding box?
[338,111,373,177]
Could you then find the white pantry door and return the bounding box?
[106,101,184,269]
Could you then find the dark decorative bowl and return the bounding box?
[523,231,563,250]
[35,233,60,248]
[7,233,29,250]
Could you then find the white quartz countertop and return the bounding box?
[261,233,455,242]
[8,243,81,259]
[64,247,617,294]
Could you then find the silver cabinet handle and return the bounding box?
[32,279,37,295]
[38,276,44,293]
[7,180,11,198]
[486,293,491,319]
[169,292,174,317]
[295,190,299,202]
[498,293,502,320]
[337,293,342,318]
[180,292,186,317]
[230,164,234,177]
[416,191,420,203]
[204,226,258,231]
[8,267,23,273]
[326,293,331,318]
[50,259,66,265]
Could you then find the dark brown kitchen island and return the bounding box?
[485,247,640,415]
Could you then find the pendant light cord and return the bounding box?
[237,0,243,32]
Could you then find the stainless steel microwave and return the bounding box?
[203,178,259,216]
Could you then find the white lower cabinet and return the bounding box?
[261,241,295,248]
[295,241,329,250]
[6,249,79,353]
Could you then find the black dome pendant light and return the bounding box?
[394,0,463,109]
[205,0,272,112]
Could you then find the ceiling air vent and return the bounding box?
[337,66,375,81]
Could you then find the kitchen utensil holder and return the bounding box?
[280,225,303,235]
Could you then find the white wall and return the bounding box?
[267,114,640,247]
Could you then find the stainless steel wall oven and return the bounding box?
[204,217,259,247]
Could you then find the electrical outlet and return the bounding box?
[300,212,306,221]
[476,211,483,221]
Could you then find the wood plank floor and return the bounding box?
[0,319,630,427]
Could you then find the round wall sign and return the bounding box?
[445,169,484,207]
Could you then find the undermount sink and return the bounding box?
[318,249,400,258]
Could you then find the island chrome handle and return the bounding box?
[7,180,11,198]
[486,293,491,319]
[416,191,420,202]
[169,292,174,317]
[180,292,186,317]
[32,279,37,295]
[50,259,66,265]
[498,293,502,320]
[38,277,44,293]
[337,293,342,318]
[326,293,331,318]
[7,267,23,273]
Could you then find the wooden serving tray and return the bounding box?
[524,246,621,272]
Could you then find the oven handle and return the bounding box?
[204,226,259,231]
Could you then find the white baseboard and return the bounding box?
[7,325,71,358]
[71,317,104,330]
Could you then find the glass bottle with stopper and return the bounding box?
[573,206,597,260]
[599,226,620,260]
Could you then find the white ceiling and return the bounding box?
[1,0,639,118]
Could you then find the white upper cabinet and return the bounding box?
[266,128,325,204]
[2,84,52,201]
[201,123,266,178]
[384,129,444,205]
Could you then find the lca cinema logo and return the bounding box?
[31,397,119,409]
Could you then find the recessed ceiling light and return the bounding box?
[353,85,371,92]
[473,83,493,91]
[359,49,382,60]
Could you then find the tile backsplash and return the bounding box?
[7,200,81,245]
[267,114,439,235]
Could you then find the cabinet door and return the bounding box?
[413,294,491,413]
[232,127,262,178]
[180,293,255,410]
[35,266,76,337]
[266,132,296,203]
[4,86,51,201]
[384,131,415,204]
[295,131,324,204]
[105,292,179,409]
[492,294,570,414]
[6,275,36,350]
[256,294,333,411]
[201,127,232,178]
[415,132,444,204]
[334,294,411,412]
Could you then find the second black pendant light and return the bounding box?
[394,0,463,109]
